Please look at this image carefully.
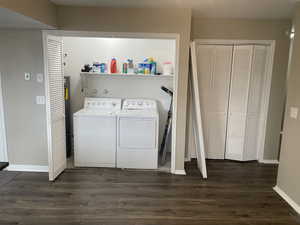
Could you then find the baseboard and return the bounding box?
[6,164,48,172]
[173,169,186,175]
[259,160,279,164]
[273,186,300,214]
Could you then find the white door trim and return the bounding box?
[42,30,180,174]
[0,72,8,162]
[193,39,276,162]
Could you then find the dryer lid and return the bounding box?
[122,99,157,110]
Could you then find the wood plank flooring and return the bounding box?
[0,160,299,225]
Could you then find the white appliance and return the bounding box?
[73,98,122,167]
[117,99,159,169]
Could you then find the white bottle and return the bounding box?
[163,62,173,75]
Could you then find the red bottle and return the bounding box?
[110,58,117,74]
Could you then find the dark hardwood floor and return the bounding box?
[0,160,299,225]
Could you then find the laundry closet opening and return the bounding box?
[43,31,179,181]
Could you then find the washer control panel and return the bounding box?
[84,98,122,110]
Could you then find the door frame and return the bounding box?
[42,30,180,174]
[0,72,8,162]
[192,39,276,162]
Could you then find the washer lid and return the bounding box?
[74,109,118,117]
[84,97,122,111]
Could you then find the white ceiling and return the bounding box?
[0,8,52,29]
[51,0,298,19]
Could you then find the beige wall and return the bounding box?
[0,30,48,166]
[57,6,192,171]
[0,0,57,27]
[189,18,291,160]
[277,5,300,207]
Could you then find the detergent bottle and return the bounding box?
[110,58,117,74]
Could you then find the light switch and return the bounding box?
[36,96,45,105]
[37,73,44,83]
[290,107,298,119]
[25,73,31,81]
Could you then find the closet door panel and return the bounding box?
[207,114,228,159]
[197,45,232,159]
[247,46,267,115]
[196,45,214,158]
[197,45,214,110]
[226,45,253,161]
[244,115,259,160]
[243,46,267,161]
[228,46,253,114]
[226,115,247,160]
[211,47,233,113]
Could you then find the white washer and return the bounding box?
[117,99,159,169]
[73,98,122,167]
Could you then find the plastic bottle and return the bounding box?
[110,58,117,74]
[122,62,128,74]
[151,62,157,75]
[163,62,173,75]
[127,59,134,74]
[100,63,106,73]
[144,63,151,75]
[138,63,144,74]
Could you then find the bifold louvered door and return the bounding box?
[197,45,233,159]
[196,44,268,161]
[225,46,254,161]
[46,35,67,181]
[226,45,268,161]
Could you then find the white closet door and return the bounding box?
[45,35,67,181]
[225,45,253,161]
[0,73,8,162]
[243,46,267,160]
[197,45,233,159]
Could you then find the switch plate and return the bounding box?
[37,73,43,83]
[25,73,31,81]
[290,107,298,119]
[36,96,45,105]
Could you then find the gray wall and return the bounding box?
[189,18,291,160]
[0,30,48,166]
[277,5,300,207]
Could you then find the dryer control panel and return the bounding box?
[84,98,122,110]
[122,99,157,110]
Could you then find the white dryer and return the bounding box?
[73,98,122,167]
[117,99,159,169]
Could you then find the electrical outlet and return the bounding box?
[290,107,298,119]
[25,73,31,81]
[37,73,43,83]
[36,96,45,105]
